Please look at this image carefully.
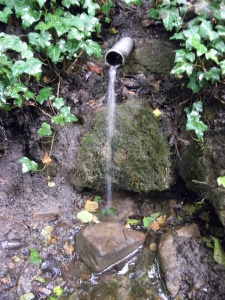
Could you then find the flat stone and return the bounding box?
[33,201,60,222]
[158,223,200,297]
[76,222,146,272]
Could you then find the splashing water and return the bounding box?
[106,66,117,206]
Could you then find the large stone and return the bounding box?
[125,38,176,76]
[158,223,200,297]
[179,126,225,226]
[76,222,146,272]
[74,99,172,193]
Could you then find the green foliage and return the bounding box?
[38,122,53,137]
[19,293,35,300]
[143,212,160,228]
[0,0,102,173]
[18,157,38,173]
[94,195,101,202]
[29,248,42,267]
[217,176,225,187]
[149,1,225,94]
[184,101,208,140]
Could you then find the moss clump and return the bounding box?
[75,99,172,192]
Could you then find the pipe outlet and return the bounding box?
[105,37,134,67]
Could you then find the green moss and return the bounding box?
[75,99,172,192]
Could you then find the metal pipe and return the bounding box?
[105,37,134,67]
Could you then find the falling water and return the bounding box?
[106,65,117,206]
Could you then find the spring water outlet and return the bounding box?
[105,37,134,67]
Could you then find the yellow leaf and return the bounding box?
[153,108,161,117]
[149,220,160,230]
[41,226,54,244]
[85,200,98,212]
[93,214,100,223]
[109,27,117,34]
[157,215,166,225]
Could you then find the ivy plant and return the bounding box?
[0,0,103,176]
[148,0,225,140]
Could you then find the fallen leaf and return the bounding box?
[85,199,98,212]
[93,214,100,223]
[77,210,93,223]
[87,62,103,75]
[62,241,74,255]
[126,219,139,225]
[87,100,100,110]
[37,287,51,296]
[109,27,117,34]
[48,181,55,188]
[153,108,161,117]
[51,236,56,243]
[19,293,35,300]
[53,286,63,297]
[33,276,45,283]
[41,226,54,244]
[157,215,166,225]
[149,220,160,230]
[8,262,15,269]
[125,223,131,229]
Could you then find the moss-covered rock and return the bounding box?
[74,99,172,193]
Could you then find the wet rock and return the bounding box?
[33,200,60,222]
[179,126,225,226]
[76,222,146,272]
[74,99,172,192]
[125,38,176,76]
[158,223,201,297]
[17,276,32,296]
[40,254,60,277]
[1,239,25,250]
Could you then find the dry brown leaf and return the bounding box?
[87,62,103,75]
[85,199,98,212]
[157,215,166,225]
[42,151,51,165]
[125,223,131,229]
[62,241,74,255]
[51,236,56,243]
[149,220,160,231]
[87,100,100,110]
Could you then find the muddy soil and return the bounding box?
[1,1,225,299]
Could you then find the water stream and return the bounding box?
[106,65,117,206]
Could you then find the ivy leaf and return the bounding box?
[38,122,52,138]
[51,106,78,126]
[37,0,47,8]
[36,87,52,105]
[12,58,43,77]
[148,8,159,19]
[82,0,99,16]
[47,44,62,63]
[215,25,225,37]
[159,8,182,31]
[209,37,225,53]
[53,97,64,109]
[219,60,225,76]
[19,157,38,173]
[184,101,208,140]
[28,32,52,50]
[174,49,195,63]
[199,20,219,41]
[15,7,41,29]
[187,76,200,93]
[82,40,102,59]
[143,217,155,228]
[0,33,33,59]
[0,7,13,23]
[24,90,34,100]
[217,176,225,188]
[77,210,93,223]
[203,67,220,84]
[29,248,42,267]
[122,0,141,5]
[68,28,85,40]
[171,61,193,76]
[205,49,218,64]
[62,0,80,8]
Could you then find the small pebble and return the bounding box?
[149,242,157,251]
